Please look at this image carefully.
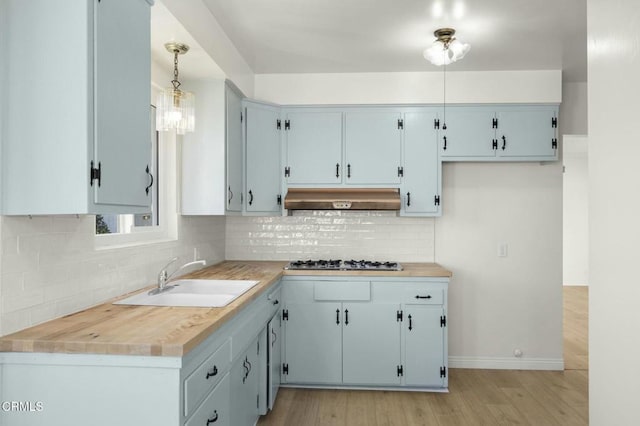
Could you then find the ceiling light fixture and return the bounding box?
[423,28,470,66]
[156,42,195,135]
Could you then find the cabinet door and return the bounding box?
[267,313,282,410]
[285,111,343,184]
[496,107,558,159]
[344,111,402,184]
[94,0,151,207]
[402,111,441,216]
[403,305,445,387]
[226,84,243,212]
[342,303,401,385]
[230,339,259,426]
[440,106,496,158]
[283,303,342,384]
[245,102,282,213]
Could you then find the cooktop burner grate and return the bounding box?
[285,259,402,271]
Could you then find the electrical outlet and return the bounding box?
[498,243,508,257]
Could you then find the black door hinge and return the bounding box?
[397,365,404,377]
[492,118,498,129]
[277,119,281,130]
[90,161,101,187]
[434,119,440,129]
[282,309,289,321]
[397,167,404,177]
[440,315,447,327]
[552,117,558,128]
[397,119,404,129]
[277,194,282,205]
[284,167,291,178]
[492,139,498,150]
[285,119,291,130]
[434,195,441,206]
[552,138,558,149]
[440,366,447,378]
[282,363,289,375]
[396,310,403,322]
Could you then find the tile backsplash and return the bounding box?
[226,211,435,262]
[0,215,225,335]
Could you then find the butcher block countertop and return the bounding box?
[0,261,451,357]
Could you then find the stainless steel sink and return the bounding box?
[114,279,259,308]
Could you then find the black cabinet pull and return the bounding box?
[242,357,249,383]
[227,186,233,204]
[502,135,506,150]
[344,309,349,325]
[145,165,154,195]
[406,192,411,207]
[443,136,447,150]
[248,190,254,206]
[205,365,218,379]
[336,163,340,178]
[336,309,340,325]
[408,314,413,331]
[347,164,351,178]
[206,410,219,424]
[415,295,432,299]
[273,299,279,305]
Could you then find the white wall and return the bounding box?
[588,0,640,423]
[560,82,588,136]
[563,135,588,286]
[243,69,564,369]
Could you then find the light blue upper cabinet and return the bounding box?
[1,0,153,215]
[401,110,441,216]
[226,84,244,212]
[344,110,403,185]
[440,105,559,161]
[244,101,282,214]
[495,106,558,159]
[440,106,497,158]
[284,110,343,185]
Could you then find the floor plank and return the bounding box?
[259,287,589,425]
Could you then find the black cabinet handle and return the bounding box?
[344,309,349,325]
[242,357,249,383]
[273,299,279,305]
[336,163,340,178]
[145,165,154,195]
[227,186,233,205]
[248,190,254,206]
[407,192,411,207]
[336,309,340,325]
[408,314,413,331]
[415,295,432,299]
[443,136,447,151]
[205,365,218,379]
[502,135,506,150]
[206,410,219,424]
[347,164,351,178]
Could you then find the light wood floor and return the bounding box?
[259,287,589,426]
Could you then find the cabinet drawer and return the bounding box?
[373,283,444,304]
[267,287,282,313]
[314,281,370,301]
[186,372,231,426]
[185,339,231,417]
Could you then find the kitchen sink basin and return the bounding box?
[114,279,259,308]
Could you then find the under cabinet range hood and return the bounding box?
[284,188,401,211]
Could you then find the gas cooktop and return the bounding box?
[284,259,403,271]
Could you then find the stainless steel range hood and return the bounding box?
[284,188,401,211]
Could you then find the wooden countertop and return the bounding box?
[0,261,451,357]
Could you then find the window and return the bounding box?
[95,104,177,247]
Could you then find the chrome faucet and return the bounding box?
[150,257,207,295]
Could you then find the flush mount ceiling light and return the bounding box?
[156,42,195,135]
[423,28,470,66]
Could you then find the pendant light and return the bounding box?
[156,42,195,135]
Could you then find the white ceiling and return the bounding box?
[198,0,587,82]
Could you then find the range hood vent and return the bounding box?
[284,188,401,211]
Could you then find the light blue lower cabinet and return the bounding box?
[0,281,282,426]
[280,277,449,391]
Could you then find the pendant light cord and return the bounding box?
[442,49,447,130]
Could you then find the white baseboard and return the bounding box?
[448,356,565,371]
